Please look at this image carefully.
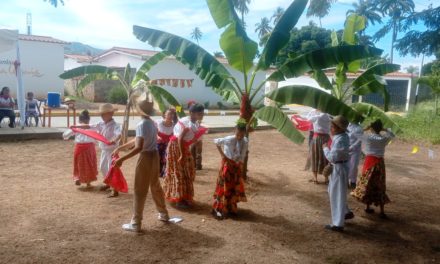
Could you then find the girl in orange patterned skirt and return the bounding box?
[63,110,98,187]
[163,104,206,209]
[211,124,248,220]
[351,120,395,219]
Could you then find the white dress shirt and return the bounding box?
[214,135,248,163]
[91,119,121,150]
[173,116,199,142]
[63,129,95,144]
[306,110,331,134]
[362,129,395,157]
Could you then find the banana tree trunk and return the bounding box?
[121,98,132,144]
[240,94,254,180]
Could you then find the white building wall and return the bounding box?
[0,39,64,99]
[93,53,266,106]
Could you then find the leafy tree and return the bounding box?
[190,27,203,46]
[396,5,440,57]
[276,21,334,66]
[306,0,335,27]
[271,7,285,26]
[59,53,184,143]
[418,69,440,115]
[373,0,415,63]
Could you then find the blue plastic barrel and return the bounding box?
[47,92,61,108]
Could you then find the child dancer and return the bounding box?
[114,97,169,232]
[156,109,177,177]
[163,103,205,209]
[71,103,121,197]
[351,120,394,219]
[63,110,97,187]
[0,87,15,128]
[323,115,353,232]
[347,122,364,188]
[211,124,248,220]
[25,92,40,127]
[306,109,331,184]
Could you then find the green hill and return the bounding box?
[64,42,104,56]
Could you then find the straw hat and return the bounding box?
[331,115,349,131]
[99,103,117,114]
[134,93,154,116]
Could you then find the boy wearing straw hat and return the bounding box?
[113,95,169,232]
[323,115,354,232]
[72,103,122,197]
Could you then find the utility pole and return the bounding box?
[26,13,32,35]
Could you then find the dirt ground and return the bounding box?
[0,130,439,264]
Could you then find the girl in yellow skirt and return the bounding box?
[211,124,248,220]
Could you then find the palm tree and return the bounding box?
[346,0,382,32]
[374,0,415,63]
[44,0,64,7]
[271,7,285,26]
[190,27,203,46]
[306,0,335,27]
[255,17,272,39]
[232,0,252,26]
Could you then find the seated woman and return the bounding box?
[0,87,16,128]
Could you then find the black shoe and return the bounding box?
[345,212,355,220]
[75,180,81,186]
[325,225,344,232]
[349,182,356,189]
[365,208,375,214]
[379,213,388,219]
[8,123,14,128]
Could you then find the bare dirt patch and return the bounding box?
[0,130,439,263]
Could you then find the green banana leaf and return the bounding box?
[132,25,239,99]
[352,63,400,88]
[267,85,363,123]
[148,85,185,118]
[351,102,402,133]
[418,75,440,94]
[132,51,170,85]
[206,0,239,28]
[76,73,110,93]
[343,14,366,45]
[352,78,390,111]
[59,65,114,79]
[267,45,383,82]
[343,14,366,73]
[220,21,258,74]
[254,106,304,144]
[256,0,308,71]
[312,69,333,90]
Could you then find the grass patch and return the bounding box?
[393,100,440,145]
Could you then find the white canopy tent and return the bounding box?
[0,29,25,128]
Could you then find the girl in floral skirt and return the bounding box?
[211,124,248,219]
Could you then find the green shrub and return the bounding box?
[106,85,127,104]
[393,100,440,144]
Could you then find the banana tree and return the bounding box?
[266,13,402,132]
[132,0,392,177]
[59,52,184,143]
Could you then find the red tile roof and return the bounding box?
[19,34,69,44]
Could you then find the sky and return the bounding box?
[1,0,437,71]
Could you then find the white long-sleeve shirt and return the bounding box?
[362,129,395,157]
[91,119,121,150]
[323,133,350,164]
[348,123,363,153]
[214,135,248,163]
[306,110,331,134]
[173,116,199,142]
[63,129,95,144]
